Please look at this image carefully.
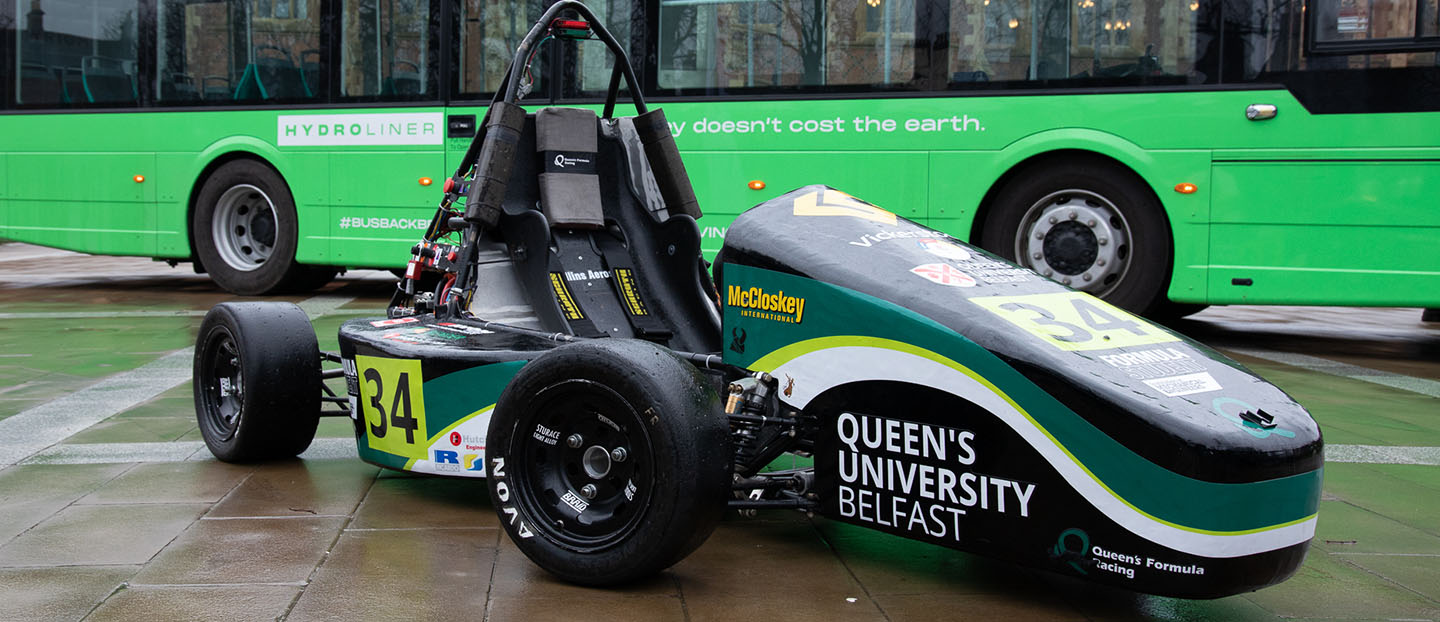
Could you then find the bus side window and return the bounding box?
[1221,0,1440,113]
[158,0,325,105]
[455,0,548,99]
[340,0,438,101]
[654,0,921,93]
[946,0,1209,89]
[12,0,140,108]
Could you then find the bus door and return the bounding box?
[1203,0,1440,307]
[326,0,445,267]
[444,0,550,195]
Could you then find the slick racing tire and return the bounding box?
[487,339,730,586]
[980,157,1172,316]
[193,160,336,295]
[193,302,321,462]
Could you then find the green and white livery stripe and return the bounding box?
[752,336,1317,559]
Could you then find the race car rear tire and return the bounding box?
[193,302,321,462]
[487,339,730,586]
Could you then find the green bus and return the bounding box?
[2,0,1436,317]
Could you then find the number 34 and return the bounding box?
[971,292,1179,351]
[355,356,428,454]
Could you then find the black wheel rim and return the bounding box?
[198,326,244,442]
[510,379,655,552]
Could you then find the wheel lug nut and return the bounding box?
[1062,277,1072,285]
[1083,274,1093,282]
[1031,252,1042,260]
[1068,211,1077,220]
[1086,219,1096,227]
[1048,216,1058,224]
[1034,232,1044,240]
[566,434,583,449]
[580,484,597,499]
[610,447,628,462]
[1098,238,1109,246]
[1043,269,1053,277]
[1097,259,1107,266]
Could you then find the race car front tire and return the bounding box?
[486,339,730,586]
[193,302,321,462]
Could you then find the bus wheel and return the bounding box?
[981,159,1171,315]
[486,339,730,586]
[193,160,334,295]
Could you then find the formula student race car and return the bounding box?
[192,0,1322,599]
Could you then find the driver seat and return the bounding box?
[466,106,721,355]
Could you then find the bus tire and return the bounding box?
[193,302,320,462]
[980,159,1172,315]
[486,339,730,586]
[193,160,324,295]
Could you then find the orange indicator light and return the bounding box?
[419,177,434,186]
[133,175,146,183]
[1174,182,1197,194]
[748,180,766,190]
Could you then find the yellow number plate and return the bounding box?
[355,355,428,458]
[969,292,1179,351]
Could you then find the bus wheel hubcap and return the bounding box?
[1017,189,1131,297]
[212,184,278,272]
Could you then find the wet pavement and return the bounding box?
[1,242,1438,621]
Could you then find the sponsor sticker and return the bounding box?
[726,285,807,324]
[532,423,561,446]
[549,272,585,321]
[1098,347,1206,380]
[563,269,612,282]
[917,237,971,261]
[1143,372,1222,397]
[910,263,977,287]
[847,228,950,248]
[370,317,419,327]
[434,322,494,336]
[614,268,650,317]
[431,449,485,473]
[561,490,591,514]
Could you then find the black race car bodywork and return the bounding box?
[193,0,1321,600]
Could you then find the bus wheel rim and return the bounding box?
[211,184,278,272]
[1015,189,1131,298]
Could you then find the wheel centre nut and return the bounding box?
[582,445,612,479]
